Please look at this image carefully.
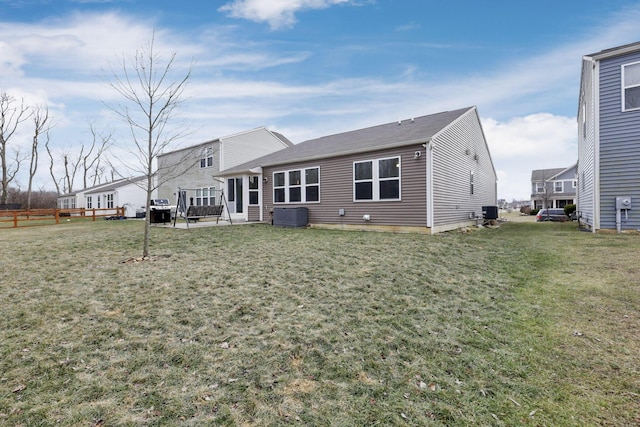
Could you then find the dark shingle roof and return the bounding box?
[531,168,566,181]
[270,131,294,147]
[221,107,473,175]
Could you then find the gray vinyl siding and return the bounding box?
[262,146,428,227]
[431,109,497,227]
[598,51,640,230]
[578,59,596,227]
[551,167,577,202]
[221,128,291,171]
[157,141,221,201]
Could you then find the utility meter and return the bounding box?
[615,196,632,210]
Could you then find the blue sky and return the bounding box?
[2,0,640,200]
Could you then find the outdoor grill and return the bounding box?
[149,199,172,223]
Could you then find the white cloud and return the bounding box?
[3,3,640,194]
[395,22,420,32]
[483,114,577,201]
[198,51,312,71]
[219,0,352,30]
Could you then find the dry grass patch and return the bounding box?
[0,220,638,425]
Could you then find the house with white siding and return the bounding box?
[218,106,497,233]
[57,176,148,218]
[156,127,293,221]
[578,42,640,231]
[530,164,577,210]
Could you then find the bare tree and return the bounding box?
[45,133,63,195]
[0,92,31,205]
[27,104,51,209]
[45,121,113,195]
[105,33,193,257]
[82,121,112,189]
[63,151,80,193]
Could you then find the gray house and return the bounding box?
[578,42,640,231]
[219,106,497,233]
[157,127,292,221]
[530,164,577,210]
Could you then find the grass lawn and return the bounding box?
[0,218,638,426]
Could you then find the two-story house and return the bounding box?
[156,127,292,222]
[530,164,577,210]
[578,42,640,231]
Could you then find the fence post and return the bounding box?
[55,209,60,224]
[13,211,18,228]
[92,209,96,221]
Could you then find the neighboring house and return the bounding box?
[530,164,577,210]
[57,176,148,217]
[578,42,640,231]
[219,106,497,233]
[156,127,292,221]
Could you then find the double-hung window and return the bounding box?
[622,62,640,111]
[86,196,92,209]
[288,170,302,202]
[106,194,114,208]
[354,156,400,201]
[200,146,214,168]
[305,168,319,202]
[554,181,563,193]
[273,167,320,203]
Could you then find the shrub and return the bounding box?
[530,208,540,216]
[564,204,576,216]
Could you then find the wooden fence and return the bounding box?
[0,207,126,228]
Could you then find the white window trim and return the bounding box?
[195,186,216,206]
[200,146,214,168]
[554,181,563,193]
[536,182,545,193]
[273,167,321,204]
[621,61,640,112]
[248,176,260,206]
[353,156,401,202]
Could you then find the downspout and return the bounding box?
[426,140,434,232]
[259,174,264,222]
